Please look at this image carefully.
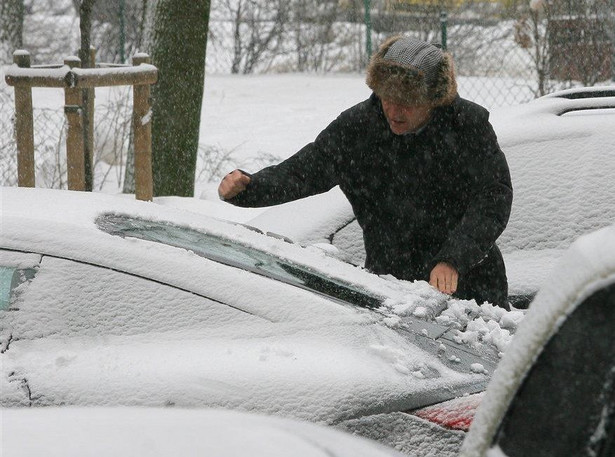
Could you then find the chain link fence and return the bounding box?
[205,0,615,108]
[0,83,68,188]
[2,0,613,189]
[0,78,133,190]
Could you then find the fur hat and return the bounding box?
[366,35,458,107]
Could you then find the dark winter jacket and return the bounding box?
[230,94,513,307]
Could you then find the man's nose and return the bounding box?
[388,103,405,116]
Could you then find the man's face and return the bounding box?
[381,99,433,135]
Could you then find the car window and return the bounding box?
[0,251,40,312]
[0,266,37,310]
[96,214,382,309]
[0,267,18,311]
[559,107,615,117]
[4,255,269,341]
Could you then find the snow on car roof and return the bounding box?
[3,407,406,457]
[490,92,615,295]
[493,90,615,244]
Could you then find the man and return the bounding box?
[218,35,513,308]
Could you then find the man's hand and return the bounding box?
[218,170,251,200]
[429,262,458,295]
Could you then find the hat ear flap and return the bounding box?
[430,52,458,106]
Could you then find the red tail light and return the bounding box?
[409,392,483,431]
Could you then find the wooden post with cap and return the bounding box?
[64,55,86,191]
[13,51,35,187]
[5,50,156,198]
[132,53,153,201]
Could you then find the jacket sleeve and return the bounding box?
[227,118,344,208]
[430,111,513,275]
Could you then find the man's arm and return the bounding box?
[219,117,345,208]
[431,115,513,278]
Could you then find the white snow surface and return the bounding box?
[1,407,405,457]
[1,187,518,434]
[3,72,611,452]
[459,224,615,456]
[492,95,615,294]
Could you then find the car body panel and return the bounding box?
[460,224,615,456]
[1,187,505,432]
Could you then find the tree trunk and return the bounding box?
[0,0,24,64]
[147,0,211,196]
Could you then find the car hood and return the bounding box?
[3,321,487,423]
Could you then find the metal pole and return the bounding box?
[364,0,372,59]
[440,11,448,51]
[119,0,126,63]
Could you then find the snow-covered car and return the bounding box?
[459,223,615,457]
[0,187,522,456]
[2,407,405,457]
[241,86,615,308]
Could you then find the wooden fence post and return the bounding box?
[13,51,35,187]
[64,56,86,191]
[83,46,96,191]
[132,53,153,201]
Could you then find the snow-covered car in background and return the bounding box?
[0,187,522,457]
[459,223,615,457]
[3,407,406,457]
[242,86,615,308]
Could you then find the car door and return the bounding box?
[0,248,269,407]
[489,281,615,457]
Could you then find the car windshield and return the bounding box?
[96,213,383,310]
[95,214,500,383]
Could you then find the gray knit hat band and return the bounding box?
[383,37,443,87]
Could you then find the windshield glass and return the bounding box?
[96,214,382,309]
[94,215,500,389]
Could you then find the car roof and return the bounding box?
[3,407,406,457]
